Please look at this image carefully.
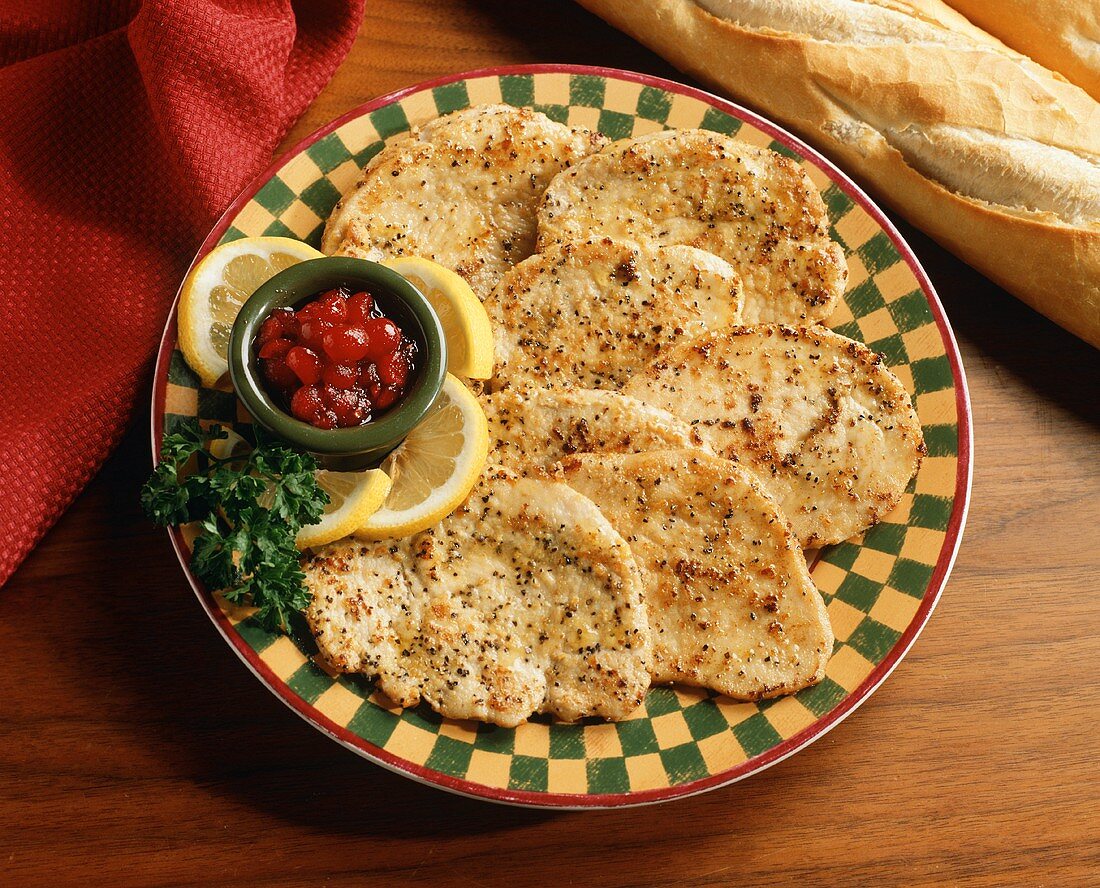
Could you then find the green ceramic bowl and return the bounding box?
[228,256,446,471]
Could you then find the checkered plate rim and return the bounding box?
[150,65,972,808]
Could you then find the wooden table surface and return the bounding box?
[3,3,1098,885]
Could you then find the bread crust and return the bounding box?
[576,0,1100,347]
[943,0,1100,102]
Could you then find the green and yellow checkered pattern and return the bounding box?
[161,71,960,798]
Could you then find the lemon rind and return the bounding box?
[381,256,495,380]
[178,237,323,385]
[297,469,393,550]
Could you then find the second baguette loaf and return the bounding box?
[576,0,1100,347]
[943,0,1100,102]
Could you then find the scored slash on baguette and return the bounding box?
[939,0,1100,102]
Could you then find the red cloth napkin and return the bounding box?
[0,0,364,586]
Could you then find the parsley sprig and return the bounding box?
[141,421,329,631]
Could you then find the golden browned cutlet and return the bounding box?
[537,128,847,324]
[484,236,742,391]
[555,449,833,699]
[482,385,708,472]
[624,325,925,548]
[304,468,652,728]
[324,104,608,298]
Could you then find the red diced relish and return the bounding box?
[257,286,417,429]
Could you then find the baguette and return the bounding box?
[943,0,1100,102]
[576,0,1100,347]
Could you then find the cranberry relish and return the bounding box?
[255,287,417,429]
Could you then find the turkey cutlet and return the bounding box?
[623,325,925,548]
[304,469,652,727]
[556,450,833,699]
[482,386,707,472]
[537,128,847,324]
[484,237,742,391]
[324,104,608,298]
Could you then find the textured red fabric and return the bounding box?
[0,0,364,585]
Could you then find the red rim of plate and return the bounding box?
[150,64,973,809]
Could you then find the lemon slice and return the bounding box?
[381,256,495,379]
[208,427,250,462]
[209,427,391,549]
[179,236,324,385]
[356,374,489,539]
[297,469,393,549]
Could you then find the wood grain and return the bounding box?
[2,2,1098,885]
